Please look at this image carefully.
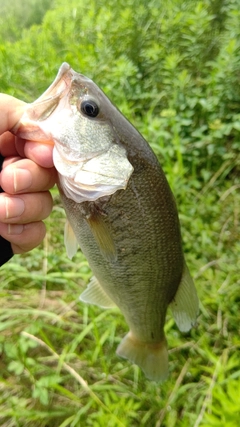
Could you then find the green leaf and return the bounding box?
[7,361,25,375]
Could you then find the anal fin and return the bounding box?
[169,262,199,332]
[80,276,116,308]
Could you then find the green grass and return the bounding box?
[0,168,239,426]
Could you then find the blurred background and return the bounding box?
[0,0,239,426]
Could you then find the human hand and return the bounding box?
[0,94,57,254]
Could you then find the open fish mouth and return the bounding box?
[16,63,73,130]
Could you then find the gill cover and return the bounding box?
[54,143,133,203]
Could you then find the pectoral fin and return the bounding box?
[80,276,116,308]
[86,211,117,263]
[169,262,199,332]
[64,218,79,259]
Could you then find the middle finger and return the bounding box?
[0,191,53,224]
[1,158,57,194]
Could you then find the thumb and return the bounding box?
[0,94,26,135]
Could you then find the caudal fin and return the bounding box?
[116,332,168,382]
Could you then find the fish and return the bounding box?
[12,62,199,382]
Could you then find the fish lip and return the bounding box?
[23,63,74,123]
[11,63,75,137]
[35,62,72,103]
[35,62,92,103]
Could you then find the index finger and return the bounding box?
[16,139,54,168]
[0,133,55,168]
[0,94,26,158]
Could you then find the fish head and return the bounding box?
[13,62,134,202]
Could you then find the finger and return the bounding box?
[0,221,46,253]
[0,156,21,189]
[1,158,57,194]
[0,94,26,135]
[15,139,54,168]
[0,191,53,224]
[0,132,18,157]
[1,156,21,168]
[0,129,54,170]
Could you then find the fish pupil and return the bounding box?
[81,99,99,118]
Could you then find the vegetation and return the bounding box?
[0,0,239,426]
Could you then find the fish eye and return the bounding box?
[80,99,99,118]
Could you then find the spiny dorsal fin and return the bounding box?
[80,276,116,308]
[86,210,117,263]
[169,262,199,332]
[64,218,79,259]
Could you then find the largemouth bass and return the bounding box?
[13,63,199,382]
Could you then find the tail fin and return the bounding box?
[116,332,168,382]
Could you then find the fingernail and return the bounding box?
[5,197,25,219]
[13,168,32,192]
[8,224,24,235]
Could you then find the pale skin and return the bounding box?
[0,94,57,254]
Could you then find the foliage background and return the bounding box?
[0,0,239,426]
